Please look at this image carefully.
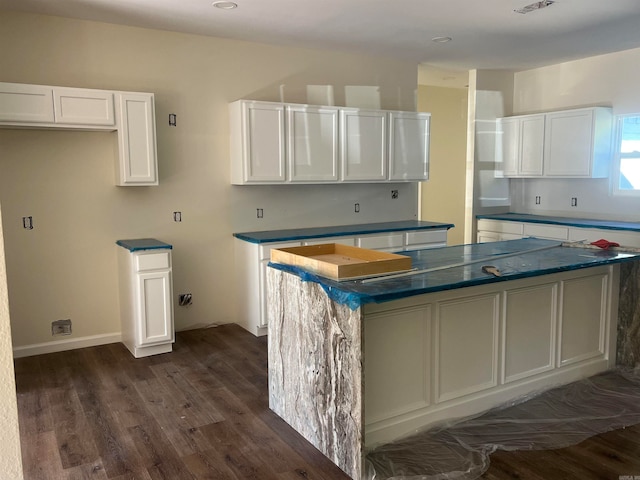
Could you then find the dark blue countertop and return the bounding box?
[116,238,172,252]
[269,238,640,309]
[233,220,454,244]
[477,213,640,232]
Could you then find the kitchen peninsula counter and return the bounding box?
[267,239,640,479]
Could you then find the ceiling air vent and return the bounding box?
[514,1,555,14]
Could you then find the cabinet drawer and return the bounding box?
[303,236,355,246]
[135,251,171,271]
[477,220,523,235]
[259,241,301,261]
[523,223,568,240]
[357,233,404,250]
[405,229,447,246]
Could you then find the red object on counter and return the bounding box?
[590,239,620,249]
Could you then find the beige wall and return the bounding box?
[0,205,23,478]
[417,85,468,245]
[510,47,640,220]
[0,11,420,349]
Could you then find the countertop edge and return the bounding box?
[477,213,640,232]
[116,238,173,252]
[234,221,455,244]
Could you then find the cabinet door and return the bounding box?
[496,117,519,177]
[544,109,594,177]
[519,115,545,176]
[242,101,286,182]
[53,87,115,126]
[287,105,339,182]
[116,93,158,185]
[388,111,430,181]
[0,82,54,123]
[558,272,607,366]
[137,270,174,346]
[340,109,387,181]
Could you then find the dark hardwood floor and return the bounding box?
[15,324,640,479]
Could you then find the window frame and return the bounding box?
[612,113,640,197]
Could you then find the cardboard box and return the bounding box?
[271,243,412,281]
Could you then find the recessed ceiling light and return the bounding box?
[432,36,452,44]
[212,1,238,9]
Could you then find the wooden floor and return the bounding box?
[15,324,640,479]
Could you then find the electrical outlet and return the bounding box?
[571,197,578,207]
[22,216,33,230]
[391,190,399,199]
[52,319,72,336]
[257,208,263,218]
[173,211,182,222]
[178,293,193,306]
[535,196,541,205]
[354,203,360,213]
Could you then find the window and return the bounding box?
[613,115,640,195]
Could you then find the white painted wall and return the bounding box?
[0,205,23,479]
[0,11,419,350]
[465,70,514,243]
[510,47,640,221]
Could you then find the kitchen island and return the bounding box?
[267,238,640,480]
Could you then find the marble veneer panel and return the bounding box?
[267,268,363,480]
[617,261,640,367]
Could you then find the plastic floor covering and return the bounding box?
[365,367,640,480]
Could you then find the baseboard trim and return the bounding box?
[12,332,122,359]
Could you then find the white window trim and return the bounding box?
[612,114,640,197]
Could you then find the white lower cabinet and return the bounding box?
[235,227,449,336]
[477,219,524,242]
[363,265,616,446]
[357,232,404,252]
[478,218,640,247]
[568,227,640,248]
[118,246,174,358]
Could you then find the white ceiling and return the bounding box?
[3,0,640,71]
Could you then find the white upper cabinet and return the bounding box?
[340,108,387,181]
[388,111,430,181]
[230,99,430,184]
[0,83,54,123]
[497,117,520,177]
[287,105,339,182]
[0,82,159,186]
[543,107,612,178]
[53,87,115,126]
[519,115,545,176]
[230,100,286,184]
[497,107,612,178]
[497,114,544,177]
[116,93,158,186]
